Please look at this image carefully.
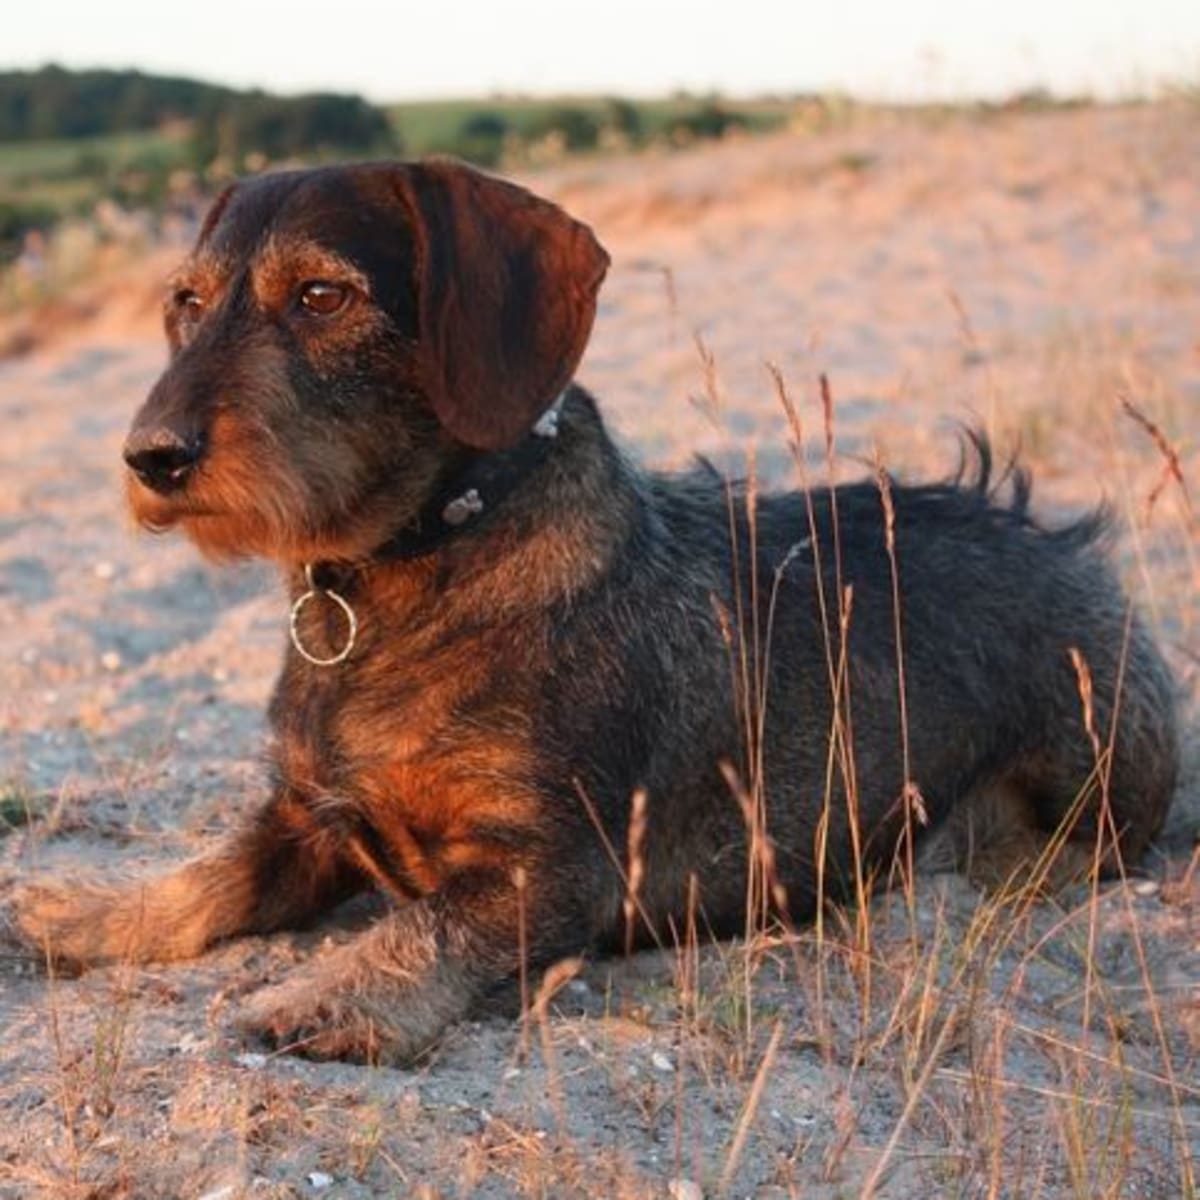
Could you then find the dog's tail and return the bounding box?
[946,424,1112,552]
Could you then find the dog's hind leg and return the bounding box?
[1017,624,1178,876]
[928,640,1178,890]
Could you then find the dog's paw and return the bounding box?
[237,977,392,1063]
[7,880,102,970]
[7,878,168,969]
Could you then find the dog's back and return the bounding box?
[533,400,1177,940]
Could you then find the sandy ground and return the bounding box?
[0,104,1197,1198]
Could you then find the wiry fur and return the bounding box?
[9,160,1178,1063]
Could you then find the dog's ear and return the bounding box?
[394,158,609,451]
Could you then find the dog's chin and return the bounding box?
[126,471,421,566]
[169,506,382,567]
[178,513,277,562]
[125,478,243,557]
[125,478,187,533]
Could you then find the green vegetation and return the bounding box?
[0,68,806,273]
[0,65,394,158]
[0,128,190,255]
[0,76,800,273]
[0,779,48,833]
[0,67,398,263]
[388,93,790,164]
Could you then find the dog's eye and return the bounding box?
[173,289,205,321]
[298,281,351,317]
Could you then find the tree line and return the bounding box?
[0,66,396,160]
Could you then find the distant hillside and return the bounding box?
[0,66,802,276]
[0,65,396,159]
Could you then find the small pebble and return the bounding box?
[198,1187,235,1200]
[177,1032,205,1056]
[650,1050,674,1073]
[235,1052,268,1070]
[100,651,122,672]
[668,1180,703,1200]
[307,1172,333,1190]
[1132,880,1160,897]
[93,561,116,580]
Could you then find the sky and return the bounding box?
[6,0,1200,101]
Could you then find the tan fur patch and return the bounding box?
[252,234,370,310]
[164,250,233,324]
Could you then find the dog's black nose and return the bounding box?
[123,428,204,493]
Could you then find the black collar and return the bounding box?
[364,393,565,565]
[291,394,564,665]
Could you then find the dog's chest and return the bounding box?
[273,649,542,895]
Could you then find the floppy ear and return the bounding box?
[394,158,610,451]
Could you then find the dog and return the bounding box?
[10,158,1178,1063]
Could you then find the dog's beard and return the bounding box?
[125,453,323,562]
[126,456,442,566]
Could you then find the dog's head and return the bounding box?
[123,159,609,562]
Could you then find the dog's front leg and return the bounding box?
[8,790,363,968]
[238,864,562,1063]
